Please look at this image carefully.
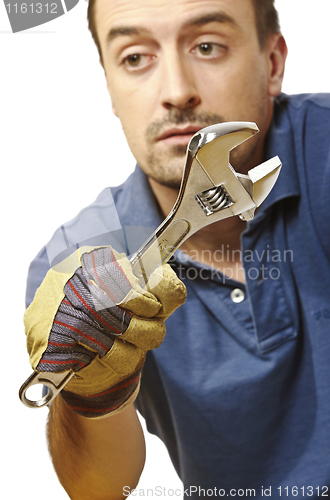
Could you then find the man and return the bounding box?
[24,0,330,498]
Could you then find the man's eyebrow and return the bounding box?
[182,11,238,30]
[106,11,238,46]
[106,26,151,45]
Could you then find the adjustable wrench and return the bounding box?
[19,121,281,408]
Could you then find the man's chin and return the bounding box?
[144,147,187,189]
[147,169,183,190]
[153,176,182,190]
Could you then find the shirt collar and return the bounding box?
[251,94,301,222]
[116,164,163,231]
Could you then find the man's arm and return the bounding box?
[47,397,145,500]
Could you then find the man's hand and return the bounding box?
[24,246,186,418]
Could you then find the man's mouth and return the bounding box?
[156,125,203,145]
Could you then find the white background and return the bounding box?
[1,1,329,498]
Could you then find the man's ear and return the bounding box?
[266,34,288,97]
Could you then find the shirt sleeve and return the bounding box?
[25,246,51,308]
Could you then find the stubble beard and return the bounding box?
[143,109,225,189]
[145,144,189,189]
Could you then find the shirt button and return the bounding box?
[230,288,245,303]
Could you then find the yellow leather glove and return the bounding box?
[24,246,186,418]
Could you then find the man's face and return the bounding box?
[95,0,280,188]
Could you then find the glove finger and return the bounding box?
[121,316,166,351]
[145,264,187,317]
[105,337,145,376]
[117,263,186,318]
[66,338,145,396]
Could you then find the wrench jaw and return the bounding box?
[247,156,282,208]
[187,122,260,223]
[188,121,259,161]
[235,173,256,221]
[187,122,282,223]
[235,156,282,220]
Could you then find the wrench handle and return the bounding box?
[130,215,191,285]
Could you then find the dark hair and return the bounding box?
[251,0,281,48]
[87,0,102,61]
[87,0,280,63]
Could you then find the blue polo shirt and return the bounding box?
[26,94,330,498]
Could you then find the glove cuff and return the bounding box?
[60,367,142,419]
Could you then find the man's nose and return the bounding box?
[160,52,201,110]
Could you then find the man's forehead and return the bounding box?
[95,0,255,36]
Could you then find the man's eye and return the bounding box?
[198,43,214,55]
[194,42,225,58]
[122,53,155,71]
[125,54,142,67]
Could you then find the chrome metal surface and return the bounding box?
[196,184,234,215]
[19,370,74,408]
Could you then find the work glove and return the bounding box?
[24,246,186,418]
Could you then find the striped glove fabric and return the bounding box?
[24,246,186,418]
